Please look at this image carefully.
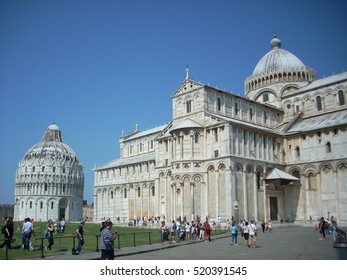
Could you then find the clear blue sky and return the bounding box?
[1,0,346,205]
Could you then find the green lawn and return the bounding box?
[0,221,227,260]
[0,221,163,260]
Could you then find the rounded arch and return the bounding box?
[246,164,254,173]
[254,88,279,103]
[336,161,347,170]
[234,162,243,172]
[303,94,312,103]
[207,164,216,172]
[217,162,226,171]
[193,174,204,183]
[287,166,302,175]
[281,84,300,97]
[182,174,191,182]
[255,165,264,173]
[318,162,334,173]
[303,164,318,176]
[174,175,182,182]
[324,88,333,97]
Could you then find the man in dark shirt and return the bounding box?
[75,220,85,254]
[0,217,14,249]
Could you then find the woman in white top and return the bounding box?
[242,221,250,246]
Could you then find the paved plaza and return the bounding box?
[40,224,346,260]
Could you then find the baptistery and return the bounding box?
[14,124,84,221]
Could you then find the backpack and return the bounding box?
[1,226,6,234]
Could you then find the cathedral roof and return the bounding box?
[171,119,202,131]
[283,110,347,134]
[252,35,307,76]
[95,152,155,170]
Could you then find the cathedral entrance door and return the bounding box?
[269,197,278,221]
[59,208,66,220]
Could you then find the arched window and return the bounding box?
[124,189,127,198]
[338,90,345,106]
[29,201,32,209]
[234,102,239,116]
[292,170,301,181]
[194,133,199,144]
[316,96,322,111]
[249,108,253,120]
[295,146,300,158]
[42,166,45,172]
[111,191,114,199]
[326,142,331,153]
[217,97,221,111]
[151,186,155,196]
[186,100,192,113]
[263,93,269,102]
[51,202,54,209]
[256,172,261,189]
[137,188,141,197]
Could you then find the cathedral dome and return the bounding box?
[252,35,307,76]
[245,35,316,98]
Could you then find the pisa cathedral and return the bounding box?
[14,124,84,221]
[94,35,347,224]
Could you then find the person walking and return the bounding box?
[22,217,34,250]
[267,220,273,233]
[331,219,337,243]
[261,220,266,233]
[45,220,54,251]
[170,220,176,242]
[204,221,212,242]
[160,221,169,243]
[318,217,326,240]
[0,217,14,250]
[230,222,238,245]
[100,221,117,260]
[60,218,66,233]
[75,220,85,254]
[242,221,250,247]
[199,222,204,240]
[248,221,257,248]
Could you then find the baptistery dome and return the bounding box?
[14,124,84,221]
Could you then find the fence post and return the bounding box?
[96,235,99,252]
[40,238,45,259]
[117,234,121,249]
[5,241,8,260]
[57,236,61,252]
[133,233,136,247]
[73,236,76,250]
[149,232,151,245]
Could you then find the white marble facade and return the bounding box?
[94,35,347,224]
[14,124,84,221]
